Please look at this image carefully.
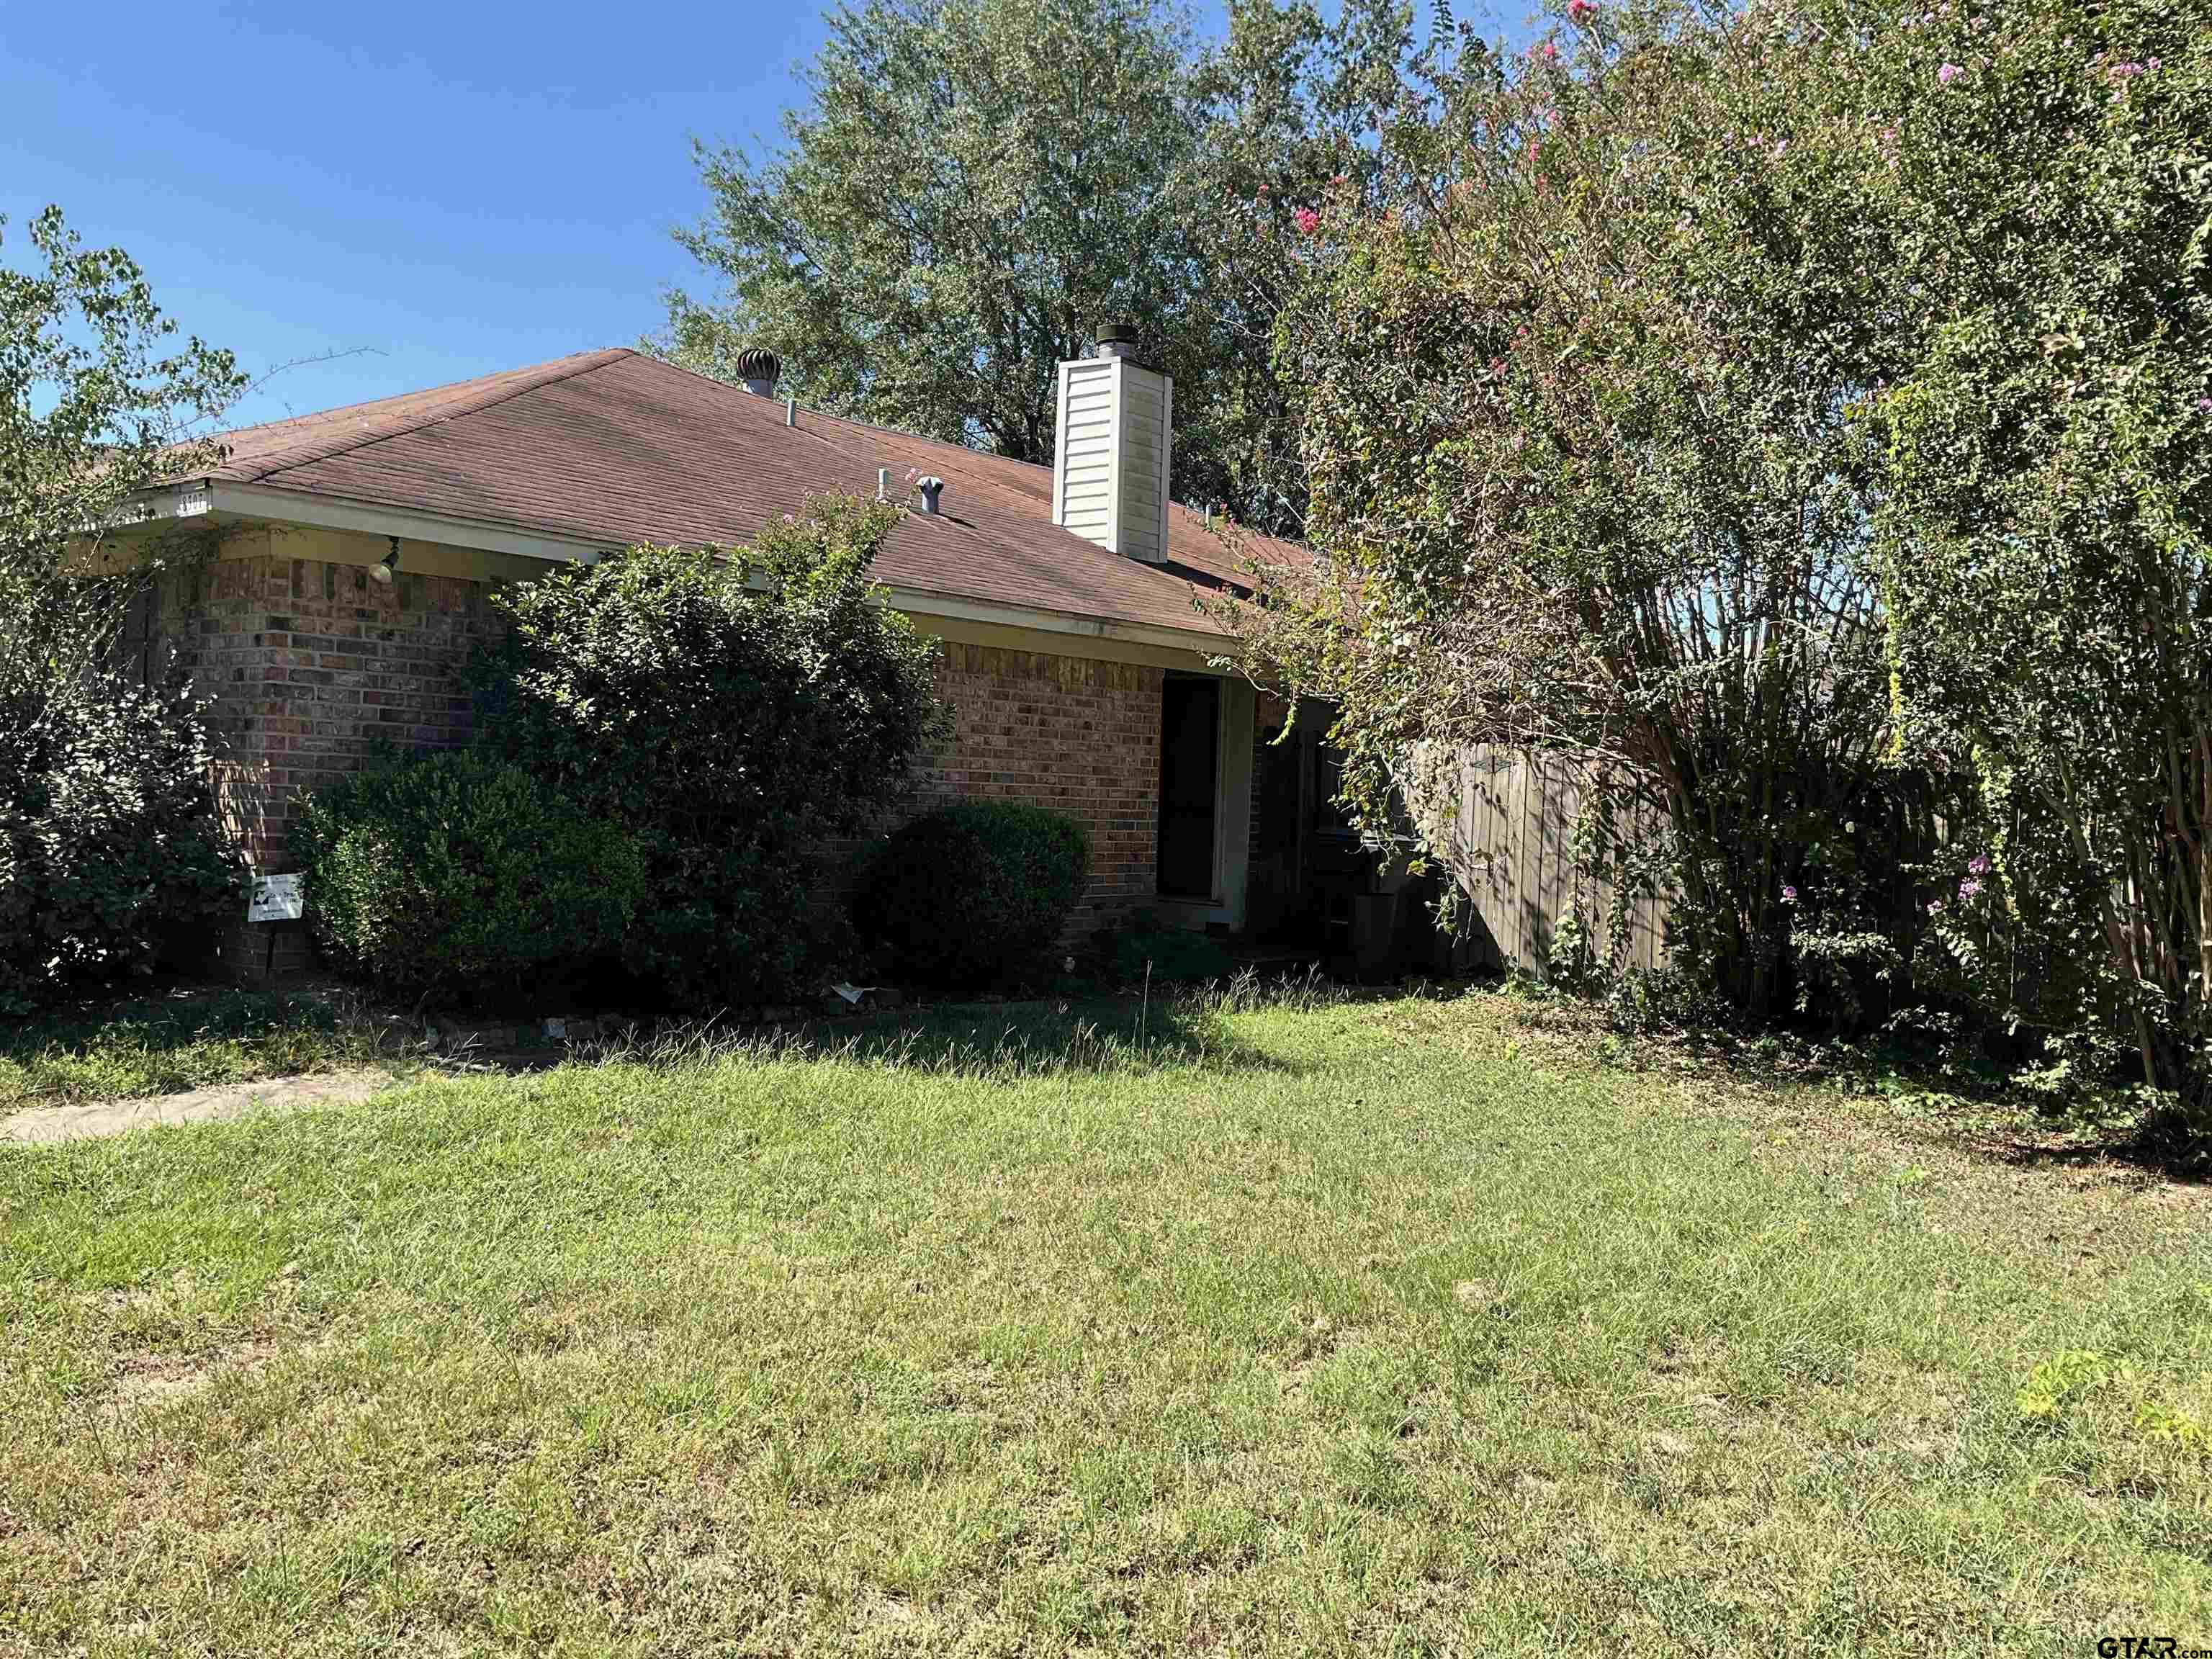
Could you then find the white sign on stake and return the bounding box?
[248,873,305,923]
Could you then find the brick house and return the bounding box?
[121,332,1429,979]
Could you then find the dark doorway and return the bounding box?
[1156,675,1220,899]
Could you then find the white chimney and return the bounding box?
[1051,323,1171,564]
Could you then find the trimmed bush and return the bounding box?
[469,498,945,1008]
[291,749,644,1001]
[853,801,1091,989]
[0,672,243,1014]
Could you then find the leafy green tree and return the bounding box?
[657,0,1427,535]
[662,0,1197,462]
[1,205,241,683]
[1864,0,2212,1092]
[0,207,246,1008]
[1174,0,1423,532]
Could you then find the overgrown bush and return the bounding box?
[851,801,1091,989]
[0,672,243,1012]
[472,497,945,1008]
[291,748,643,1001]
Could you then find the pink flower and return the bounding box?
[1488,356,1507,375]
[1567,0,1596,22]
[1958,878,1982,899]
[1293,207,1321,236]
[2198,397,2212,413]
[1781,884,1799,905]
[1938,60,1962,83]
[1967,853,1991,875]
[1928,898,1946,914]
[1539,40,1560,60]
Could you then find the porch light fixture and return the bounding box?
[371,536,400,585]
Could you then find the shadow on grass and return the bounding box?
[1505,983,2212,1186]
[0,983,410,1108]
[573,972,1341,1083]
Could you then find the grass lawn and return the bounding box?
[0,986,410,1111]
[1,989,2207,1655]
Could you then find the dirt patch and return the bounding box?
[1,1066,393,1145]
[111,1340,291,1409]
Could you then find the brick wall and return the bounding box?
[913,642,1164,935]
[162,562,1172,974]
[164,553,501,976]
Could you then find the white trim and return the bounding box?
[1156,371,1174,566]
[875,585,1232,666]
[190,481,612,565]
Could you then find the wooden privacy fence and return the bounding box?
[1409,745,1673,976]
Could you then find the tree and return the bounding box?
[0,207,246,1008]
[1864,0,2212,1092]
[657,0,1429,535]
[1232,0,1933,1022]
[1,205,242,683]
[1174,0,1424,533]
[661,0,1198,463]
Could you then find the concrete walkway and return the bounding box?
[1,1067,395,1146]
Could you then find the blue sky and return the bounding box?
[4,0,1503,433]
[2,0,842,428]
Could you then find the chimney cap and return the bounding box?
[1094,321,1145,360]
[734,346,781,395]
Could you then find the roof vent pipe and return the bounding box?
[915,475,945,516]
[786,397,796,427]
[734,347,781,397]
[877,467,891,502]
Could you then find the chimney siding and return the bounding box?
[1052,354,1172,564]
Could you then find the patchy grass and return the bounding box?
[0,985,416,1111]
[0,988,2206,1655]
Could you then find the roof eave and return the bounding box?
[127,479,1236,662]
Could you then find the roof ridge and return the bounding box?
[225,348,638,482]
[624,350,1058,481]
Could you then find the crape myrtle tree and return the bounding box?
[1235,0,1930,1024]
[1864,0,2212,1098]
[657,0,1432,536]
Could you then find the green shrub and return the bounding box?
[291,748,644,1001]
[470,498,945,1009]
[852,801,1091,989]
[0,671,243,1013]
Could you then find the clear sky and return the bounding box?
[1,0,843,428]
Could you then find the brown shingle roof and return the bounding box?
[206,348,1300,639]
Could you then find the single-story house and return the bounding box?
[119,331,1442,979]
